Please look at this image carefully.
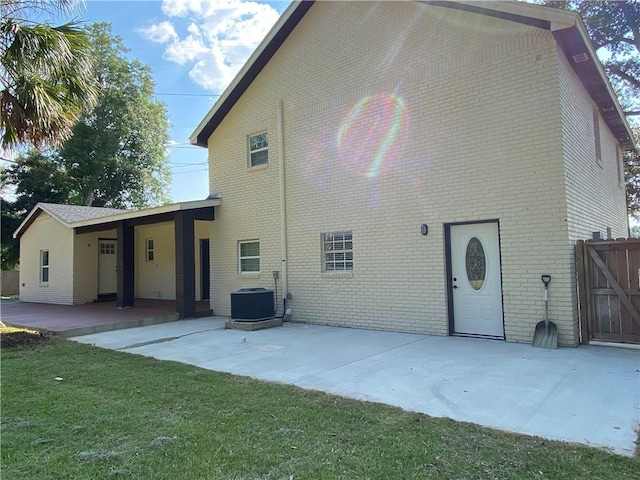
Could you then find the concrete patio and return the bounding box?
[69,318,640,457]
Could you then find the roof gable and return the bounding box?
[39,203,128,224]
[13,203,129,239]
[190,0,635,151]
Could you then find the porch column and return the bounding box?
[175,210,196,318]
[116,221,135,308]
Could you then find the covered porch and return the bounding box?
[72,198,219,319]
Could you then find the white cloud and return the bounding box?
[141,21,178,43]
[143,0,281,92]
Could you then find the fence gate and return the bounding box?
[576,239,640,345]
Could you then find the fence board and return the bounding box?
[1,271,19,296]
[607,248,621,335]
[577,239,640,344]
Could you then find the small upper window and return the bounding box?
[593,109,602,166]
[100,242,115,255]
[617,146,624,187]
[322,232,353,272]
[239,240,260,273]
[40,250,49,284]
[249,132,268,168]
[146,239,154,262]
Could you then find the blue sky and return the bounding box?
[79,0,292,202]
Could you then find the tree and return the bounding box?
[624,127,640,217]
[1,199,21,269]
[4,22,172,210]
[2,21,172,267]
[0,148,71,269]
[543,1,640,117]
[0,0,99,149]
[59,22,171,208]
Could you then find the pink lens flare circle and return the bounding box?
[336,93,408,179]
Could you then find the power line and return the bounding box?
[172,168,208,175]
[155,93,220,97]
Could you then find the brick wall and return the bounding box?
[205,2,627,346]
[19,213,74,304]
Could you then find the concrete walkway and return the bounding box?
[70,318,640,456]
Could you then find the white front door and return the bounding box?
[98,239,117,295]
[450,222,504,338]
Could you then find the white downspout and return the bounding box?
[277,100,289,305]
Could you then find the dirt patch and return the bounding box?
[0,330,51,348]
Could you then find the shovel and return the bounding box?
[533,275,558,349]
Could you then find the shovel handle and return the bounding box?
[541,275,551,287]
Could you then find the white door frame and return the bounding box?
[445,220,505,339]
[98,238,117,297]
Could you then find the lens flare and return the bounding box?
[336,93,408,178]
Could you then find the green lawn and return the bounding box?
[1,329,638,480]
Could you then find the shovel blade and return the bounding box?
[532,320,558,349]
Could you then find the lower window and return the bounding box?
[40,250,49,283]
[322,232,353,271]
[239,240,260,273]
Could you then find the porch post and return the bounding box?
[116,221,135,308]
[175,210,196,318]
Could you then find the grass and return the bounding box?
[1,327,638,480]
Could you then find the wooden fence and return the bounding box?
[576,239,640,345]
[1,270,19,297]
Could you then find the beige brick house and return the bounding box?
[190,0,633,346]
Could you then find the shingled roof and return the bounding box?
[12,203,128,239]
[37,203,128,224]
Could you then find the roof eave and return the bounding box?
[189,0,315,148]
[551,23,635,151]
[190,0,635,152]
[13,199,222,239]
[69,198,221,229]
[13,203,71,239]
[428,1,635,151]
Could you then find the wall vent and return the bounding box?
[573,53,588,63]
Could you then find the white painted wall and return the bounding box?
[135,222,176,300]
[134,220,211,301]
[73,229,117,304]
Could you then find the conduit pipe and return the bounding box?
[277,100,289,305]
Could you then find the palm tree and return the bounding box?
[0,0,98,149]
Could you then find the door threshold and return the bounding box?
[452,333,504,341]
[97,293,117,302]
[588,340,639,350]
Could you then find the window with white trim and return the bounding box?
[40,250,49,283]
[248,132,268,167]
[146,239,154,262]
[239,240,260,273]
[322,232,353,272]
